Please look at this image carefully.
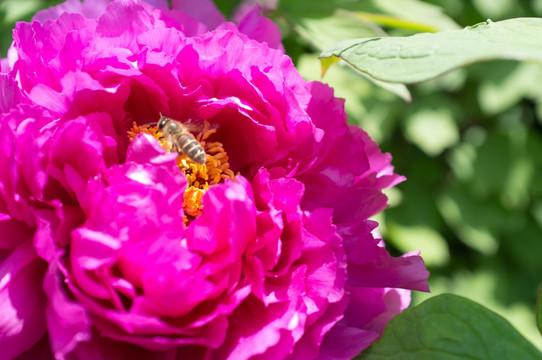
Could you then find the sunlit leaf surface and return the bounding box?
[320,18,542,84]
[358,294,542,360]
[537,284,542,337]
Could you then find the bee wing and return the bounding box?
[183,118,219,133]
[182,124,201,133]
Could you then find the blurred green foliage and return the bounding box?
[283,0,542,350]
[0,0,64,56]
[1,0,541,351]
[358,294,542,359]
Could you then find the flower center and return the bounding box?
[128,120,234,225]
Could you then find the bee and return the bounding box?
[157,115,206,164]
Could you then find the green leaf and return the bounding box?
[364,73,412,102]
[404,108,459,156]
[213,0,242,18]
[278,0,458,60]
[291,9,385,52]
[297,54,411,128]
[472,0,518,20]
[278,0,459,32]
[437,190,500,255]
[320,55,341,76]
[320,18,542,84]
[537,284,542,337]
[319,51,411,102]
[477,62,542,115]
[387,223,450,267]
[358,294,542,360]
[353,12,439,33]
[360,0,460,31]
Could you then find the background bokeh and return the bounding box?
[2,0,541,351]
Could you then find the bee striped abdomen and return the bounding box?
[157,115,207,164]
[178,133,206,164]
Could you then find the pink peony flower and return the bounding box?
[0,0,429,359]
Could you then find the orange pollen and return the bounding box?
[128,121,234,225]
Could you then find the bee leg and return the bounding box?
[171,142,180,153]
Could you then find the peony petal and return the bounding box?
[126,133,178,166]
[215,292,300,360]
[43,257,92,360]
[0,1,429,358]
[47,116,110,187]
[27,84,68,115]
[0,213,33,251]
[287,208,349,359]
[232,4,284,51]
[346,235,430,292]
[14,335,54,360]
[141,0,169,9]
[0,106,57,225]
[1,58,10,73]
[33,0,112,23]
[95,0,154,52]
[351,287,411,333]
[0,74,28,113]
[171,0,225,30]
[186,177,256,255]
[250,169,304,276]
[0,240,47,359]
[71,330,178,360]
[319,324,380,360]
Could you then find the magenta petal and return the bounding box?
[186,177,256,255]
[14,335,54,360]
[71,332,178,360]
[47,116,110,187]
[33,0,111,23]
[346,233,430,292]
[1,58,10,73]
[171,0,225,29]
[347,251,430,292]
[0,74,28,112]
[348,287,411,334]
[33,208,64,263]
[0,105,57,225]
[215,294,298,360]
[319,287,411,358]
[142,0,169,9]
[0,213,33,250]
[126,133,178,166]
[27,84,68,114]
[287,208,349,359]
[233,5,284,51]
[0,240,47,359]
[95,0,154,50]
[319,325,380,360]
[43,258,92,360]
[0,0,429,357]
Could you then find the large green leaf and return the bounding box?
[320,18,542,84]
[359,0,460,31]
[386,222,450,266]
[469,61,542,116]
[296,53,411,126]
[278,0,459,32]
[537,284,542,337]
[404,108,459,155]
[288,9,385,51]
[358,294,542,360]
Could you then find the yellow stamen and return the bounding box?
[128,121,234,225]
